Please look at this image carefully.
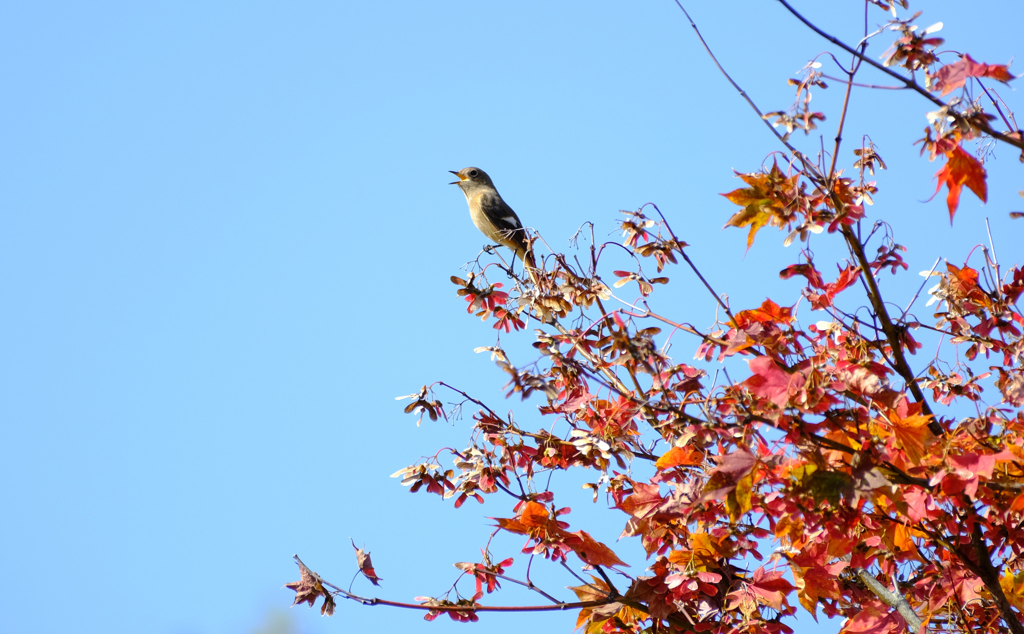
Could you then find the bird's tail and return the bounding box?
[501,229,540,285]
[520,245,536,270]
[516,240,540,286]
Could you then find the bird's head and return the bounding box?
[449,167,494,191]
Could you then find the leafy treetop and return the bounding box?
[288,2,1024,633]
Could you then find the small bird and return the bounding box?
[450,167,537,274]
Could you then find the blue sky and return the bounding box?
[3,2,1021,633]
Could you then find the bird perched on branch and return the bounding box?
[450,167,537,277]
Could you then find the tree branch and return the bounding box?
[852,567,923,632]
[838,223,943,435]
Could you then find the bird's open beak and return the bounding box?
[449,170,466,185]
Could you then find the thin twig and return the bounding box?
[825,1,867,179]
[901,257,941,321]
[821,74,905,90]
[977,78,1015,133]
[985,217,1002,288]
[643,202,737,324]
[773,0,1024,152]
[670,1,817,174]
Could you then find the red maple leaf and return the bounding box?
[931,54,1014,97]
[712,448,757,479]
[725,566,794,616]
[843,600,903,634]
[931,144,987,223]
[807,264,862,309]
[745,566,794,611]
[617,481,663,519]
[745,356,806,408]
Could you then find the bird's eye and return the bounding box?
[469,169,479,177]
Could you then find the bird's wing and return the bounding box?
[477,192,535,270]
[479,193,523,231]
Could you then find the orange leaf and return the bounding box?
[882,523,918,555]
[655,445,705,469]
[721,162,800,250]
[888,411,936,467]
[495,501,553,535]
[732,299,795,327]
[668,532,721,571]
[932,144,987,223]
[566,530,629,567]
[517,501,551,527]
[773,514,806,549]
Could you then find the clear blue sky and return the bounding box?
[3,2,1021,633]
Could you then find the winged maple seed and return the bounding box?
[394,386,444,426]
[454,551,514,601]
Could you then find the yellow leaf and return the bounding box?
[726,471,754,523]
